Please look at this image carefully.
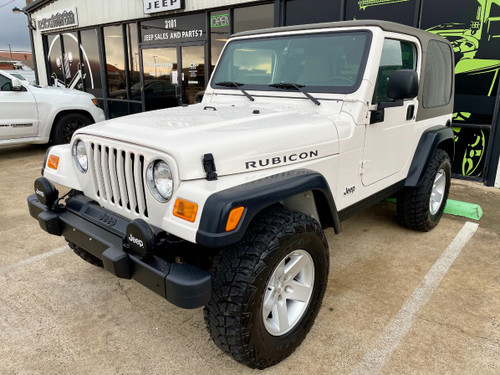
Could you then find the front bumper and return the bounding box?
[27,193,211,309]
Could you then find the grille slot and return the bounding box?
[89,142,148,217]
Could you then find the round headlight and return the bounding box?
[72,139,88,173]
[147,160,173,202]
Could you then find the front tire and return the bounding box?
[52,113,92,144]
[397,149,451,231]
[204,206,329,369]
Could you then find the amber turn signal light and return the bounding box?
[226,206,245,232]
[173,198,198,222]
[47,155,60,170]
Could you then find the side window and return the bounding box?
[423,40,453,108]
[373,39,417,103]
[0,74,11,91]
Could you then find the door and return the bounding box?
[361,39,419,186]
[0,72,38,140]
[141,47,180,111]
[181,45,205,104]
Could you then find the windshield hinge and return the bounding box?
[203,153,218,181]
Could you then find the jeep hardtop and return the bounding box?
[28,20,454,368]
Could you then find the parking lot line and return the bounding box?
[0,245,69,275]
[350,221,479,375]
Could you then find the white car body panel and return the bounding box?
[0,70,105,146]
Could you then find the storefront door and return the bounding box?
[141,47,179,111]
[141,44,205,110]
[181,45,205,105]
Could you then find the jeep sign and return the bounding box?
[143,0,184,14]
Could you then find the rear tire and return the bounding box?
[397,149,451,231]
[203,206,329,369]
[67,241,103,267]
[52,113,92,144]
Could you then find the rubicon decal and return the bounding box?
[245,150,319,169]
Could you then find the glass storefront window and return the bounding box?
[46,34,64,87]
[80,29,103,98]
[62,32,82,90]
[142,47,179,111]
[126,23,140,90]
[233,4,274,34]
[285,0,340,25]
[104,25,126,96]
[182,45,205,104]
[210,10,230,69]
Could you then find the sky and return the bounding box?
[0,0,31,52]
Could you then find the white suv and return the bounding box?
[0,70,104,146]
[29,20,454,368]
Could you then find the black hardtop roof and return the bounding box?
[232,19,447,46]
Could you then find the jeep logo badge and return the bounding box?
[35,188,45,198]
[128,233,144,248]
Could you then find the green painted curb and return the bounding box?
[443,199,483,220]
[386,198,483,220]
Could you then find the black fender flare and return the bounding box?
[195,169,341,248]
[405,125,454,187]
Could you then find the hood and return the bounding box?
[76,104,340,180]
[29,84,96,98]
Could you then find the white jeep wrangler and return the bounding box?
[28,20,454,368]
[0,70,104,146]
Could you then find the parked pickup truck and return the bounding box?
[28,20,454,368]
[0,70,104,146]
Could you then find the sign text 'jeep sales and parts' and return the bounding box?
[143,0,184,14]
[141,13,206,43]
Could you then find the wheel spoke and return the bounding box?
[434,171,445,187]
[275,301,289,332]
[287,280,311,302]
[285,253,309,280]
[263,290,275,317]
[431,189,443,203]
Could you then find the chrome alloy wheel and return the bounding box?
[430,168,446,215]
[262,249,315,336]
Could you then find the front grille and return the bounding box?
[89,142,148,217]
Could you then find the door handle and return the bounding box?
[406,105,415,120]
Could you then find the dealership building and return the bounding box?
[18,0,500,187]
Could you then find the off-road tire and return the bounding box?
[203,206,329,369]
[67,241,103,267]
[52,113,92,145]
[397,149,451,231]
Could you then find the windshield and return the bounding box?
[211,31,371,94]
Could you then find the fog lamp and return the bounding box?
[125,219,156,258]
[34,177,59,209]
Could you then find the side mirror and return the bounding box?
[387,69,418,100]
[11,77,23,91]
[370,70,419,124]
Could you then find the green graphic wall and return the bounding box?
[421,0,500,178]
[342,0,500,178]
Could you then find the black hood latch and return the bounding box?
[203,153,218,181]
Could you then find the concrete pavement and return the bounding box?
[0,144,498,374]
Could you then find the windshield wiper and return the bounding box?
[214,81,255,102]
[268,82,320,106]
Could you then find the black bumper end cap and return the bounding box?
[37,210,62,235]
[166,263,211,309]
[102,247,132,279]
